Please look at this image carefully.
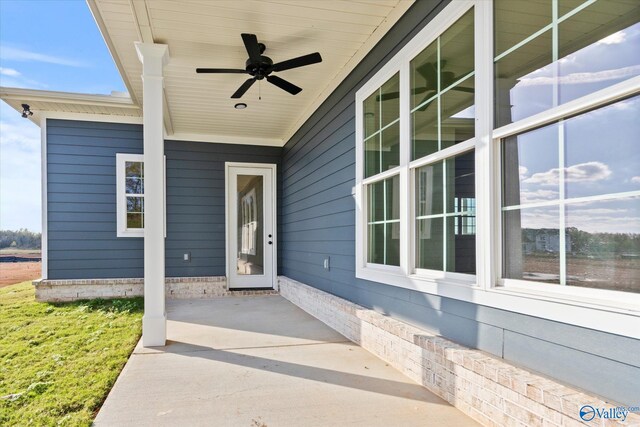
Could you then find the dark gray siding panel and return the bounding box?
[279,0,640,405]
[47,119,281,280]
[164,140,281,277]
[47,119,144,279]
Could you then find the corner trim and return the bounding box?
[40,117,48,280]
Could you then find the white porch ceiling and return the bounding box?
[88,0,413,146]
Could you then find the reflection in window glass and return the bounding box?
[559,6,640,104]
[411,8,474,160]
[494,0,552,57]
[503,206,561,283]
[494,0,640,128]
[502,124,559,208]
[368,176,400,266]
[363,74,400,178]
[415,151,476,274]
[564,96,640,199]
[501,98,640,292]
[125,161,144,230]
[565,197,640,293]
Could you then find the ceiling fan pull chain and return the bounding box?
[259,79,262,100]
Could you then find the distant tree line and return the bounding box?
[0,229,41,249]
[567,227,640,257]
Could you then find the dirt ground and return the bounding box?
[0,251,42,287]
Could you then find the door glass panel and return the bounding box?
[237,175,264,275]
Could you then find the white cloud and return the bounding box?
[0,67,21,77]
[519,189,559,204]
[0,102,41,231]
[596,31,626,46]
[524,162,612,186]
[519,166,528,179]
[631,176,640,184]
[517,65,640,87]
[0,45,87,67]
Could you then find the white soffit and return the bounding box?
[88,0,414,146]
[0,87,141,126]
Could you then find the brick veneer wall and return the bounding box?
[33,277,277,302]
[278,276,639,427]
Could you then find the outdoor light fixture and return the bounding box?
[234,103,247,109]
[21,104,33,118]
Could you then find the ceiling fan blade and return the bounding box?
[266,75,302,95]
[231,78,257,99]
[271,52,322,72]
[241,33,262,63]
[196,68,248,74]
[376,86,433,102]
[452,86,474,93]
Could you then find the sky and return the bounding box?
[0,0,125,232]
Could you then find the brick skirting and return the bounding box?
[33,276,277,302]
[278,276,638,427]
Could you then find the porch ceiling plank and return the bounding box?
[86,0,414,145]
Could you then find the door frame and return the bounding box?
[225,162,277,289]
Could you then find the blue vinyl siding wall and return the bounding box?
[47,120,144,279]
[47,119,281,279]
[279,0,640,405]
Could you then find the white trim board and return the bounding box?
[40,117,48,280]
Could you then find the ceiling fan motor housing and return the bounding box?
[246,55,273,79]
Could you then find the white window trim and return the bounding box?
[355,0,640,339]
[117,153,145,237]
[116,153,166,238]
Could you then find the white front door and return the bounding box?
[226,163,276,289]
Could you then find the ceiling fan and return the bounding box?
[196,33,322,99]
[377,61,473,110]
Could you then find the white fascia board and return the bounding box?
[0,86,138,108]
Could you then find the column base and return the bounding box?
[142,313,167,347]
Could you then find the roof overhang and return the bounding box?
[0,86,141,126]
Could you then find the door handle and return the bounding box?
[268,241,273,245]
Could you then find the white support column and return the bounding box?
[135,42,169,347]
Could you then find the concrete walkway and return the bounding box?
[95,295,478,427]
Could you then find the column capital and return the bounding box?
[134,42,170,74]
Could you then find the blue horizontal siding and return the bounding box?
[47,120,282,280]
[279,0,640,406]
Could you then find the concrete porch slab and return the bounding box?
[95,296,479,427]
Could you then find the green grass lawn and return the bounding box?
[0,282,143,426]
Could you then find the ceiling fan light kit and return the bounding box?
[196,33,323,99]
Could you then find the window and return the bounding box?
[496,0,640,296]
[116,153,165,238]
[240,189,257,255]
[116,154,145,237]
[355,0,639,336]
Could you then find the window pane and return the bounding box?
[417,217,443,270]
[494,0,552,57]
[440,8,475,86]
[558,3,640,105]
[416,162,444,217]
[441,77,475,150]
[367,175,400,266]
[445,151,475,214]
[125,161,142,178]
[381,74,400,127]
[127,213,143,229]
[503,206,561,284]
[411,41,438,110]
[566,197,640,293]
[412,98,438,160]
[447,215,476,274]
[126,196,143,213]
[564,96,640,199]
[494,29,553,128]
[381,121,400,172]
[502,123,559,208]
[363,92,379,139]
[125,177,143,194]
[363,74,400,178]
[364,134,380,179]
